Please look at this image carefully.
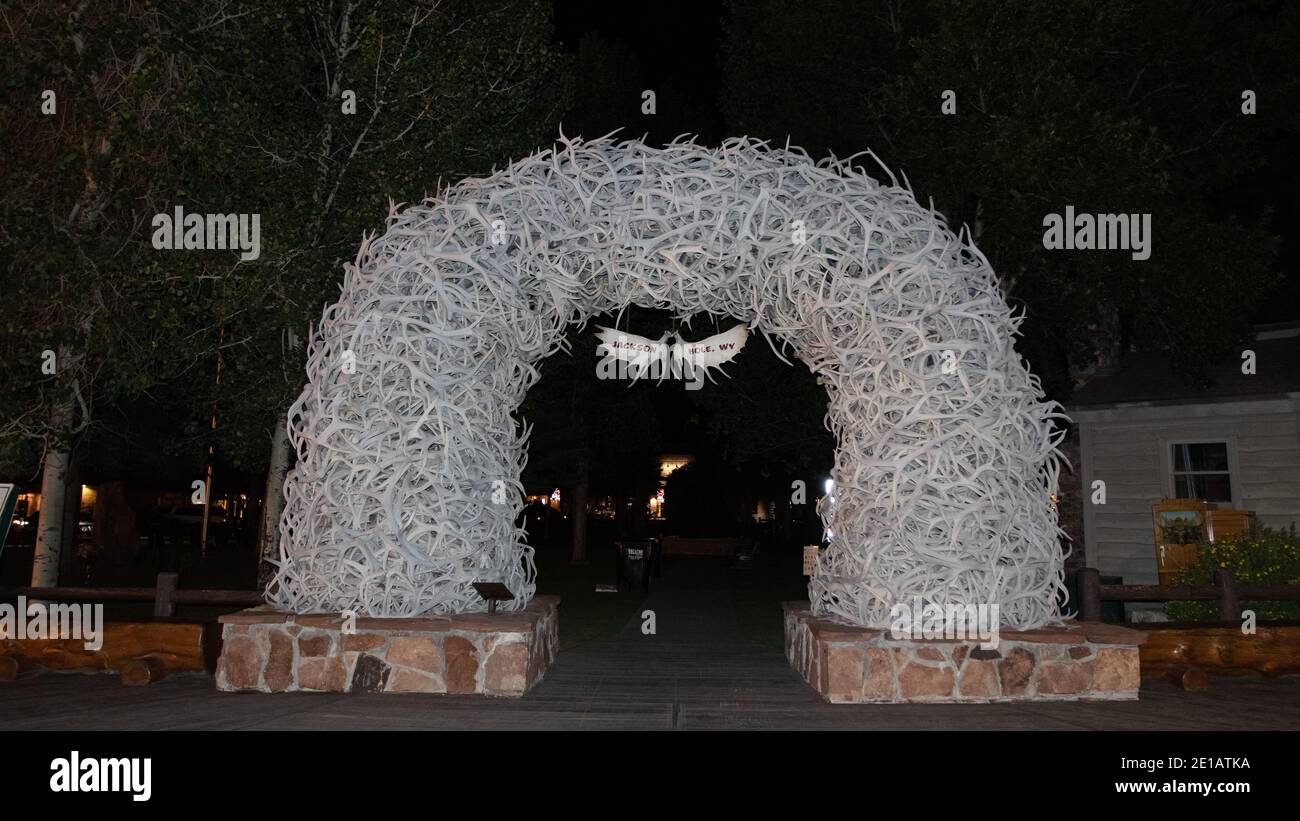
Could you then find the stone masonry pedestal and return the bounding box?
[784,601,1146,703]
[216,596,558,697]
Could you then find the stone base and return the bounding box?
[216,596,558,697]
[784,602,1145,703]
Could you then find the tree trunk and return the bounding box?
[614,489,628,538]
[58,456,80,583]
[542,500,553,546]
[256,411,292,592]
[31,395,75,587]
[31,442,71,588]
[94,480,139,565]
[570,456,590,564]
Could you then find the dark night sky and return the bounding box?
[554,1,725,90]
[552,0,1298,322]
[554,0,727,144]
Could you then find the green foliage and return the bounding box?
[533,543,646,650]
[1167,522,1300,622]
[0,2,224,460]
[721,0,1297,397]
[2,1,575,480]
[163,0,575,470]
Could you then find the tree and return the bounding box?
[162,0,574,581]
[722,0,1298,397]
[684,333,834,477]
[0,2,228,585]
[518,319,664,562]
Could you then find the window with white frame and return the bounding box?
[1170,442,1232,503]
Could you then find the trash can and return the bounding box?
[615,538,658,593]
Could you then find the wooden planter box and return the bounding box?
[1152,501,1257,585]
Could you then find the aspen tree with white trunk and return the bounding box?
[256,412,292,589]
[1,3,230,586]
[167,1,572,592]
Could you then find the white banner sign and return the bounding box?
[595,324,748,381]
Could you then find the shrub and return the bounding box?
[1166,522,1300,622]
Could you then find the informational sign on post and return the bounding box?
[0,483,16,560]
[802,544,820,577]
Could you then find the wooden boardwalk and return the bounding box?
[3,561,1299,730]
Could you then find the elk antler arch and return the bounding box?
[267,135,1068,629]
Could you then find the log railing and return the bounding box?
[0,572,263,618]
[1074,567,1300,622]
[8,569,1293,625]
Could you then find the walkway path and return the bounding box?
[2,559,1298,729]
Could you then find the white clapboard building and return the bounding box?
[1068,321,1300,585]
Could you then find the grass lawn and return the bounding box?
[727,549,810,650]
[533,540,646,651]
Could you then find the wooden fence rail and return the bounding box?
[5,569,1295,625]
[1074,567,1300,622]
[0,572,263,618]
